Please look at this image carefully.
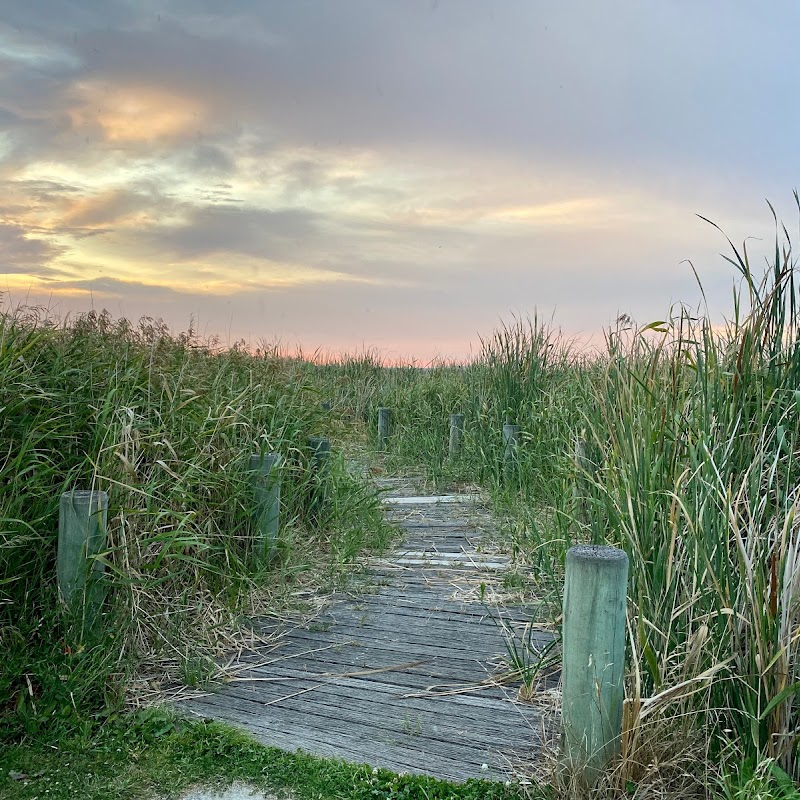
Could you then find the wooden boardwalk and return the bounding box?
[180,478,557,782]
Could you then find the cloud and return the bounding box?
[183,143,236,176]
[0,0,797,360]
[35,275,180,297]
[58,181,175,232]
[3,1,799,184]
[0,20,80,70]
[0,222,64,276]
[66,80,208,146]
[149,205,322,261]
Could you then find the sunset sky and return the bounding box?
[2,1,799,361]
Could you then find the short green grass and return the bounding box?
[0,709,539,800]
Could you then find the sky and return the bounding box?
[2,1,800,362]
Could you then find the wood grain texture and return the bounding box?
[177,486,558,782]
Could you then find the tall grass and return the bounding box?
[580,215,800,779]
[320,202,800,783]
[0,309,389,742]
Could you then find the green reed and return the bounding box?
[315,199,800,783]
[0,309,389,742]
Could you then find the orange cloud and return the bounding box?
[485,197,609,225]
[68,82,205,144]
[59,188,158,229]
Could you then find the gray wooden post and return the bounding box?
[575,436,589,473]
[561,544,629,785]
[377,407,392,450]
[57,490,108,612]
[308,436,331,518]
[574,436,589,526]
[309,436,331,473]
[248,453,281,563]
[449,414,464,459]
[502,422,520,481]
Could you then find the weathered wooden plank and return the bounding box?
[224,663,537,718]
[233,631,557,679]
[389,547,487,554]
[320,597,540,626]
[398,529,483,536]
[183,690,543,768]
[382,495,483,505]
[257,606,509,636]
[230,661,538,698]
[384,517,478,527]
[263,626,510,657]
[395,534,482,541]
[269,623,535,661]
[393,544,493,552]
[239,627,551,678]
[282,611,541,645]
[301,606,514,631]
[372,557,510,570]
[253,614,536,647]
[203,677,541,748]
[233,660,520,696]
[245,628,510,665]
[233,648,517,689]
[185,703,519,782]
[397,520,478,535]
[282,601,534,634]
[354,600,544,626]
[371,557,506,568]
[183,694,493,768]
[257,609,509,639]
[347,591,538,613]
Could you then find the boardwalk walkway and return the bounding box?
[180,477,557,783]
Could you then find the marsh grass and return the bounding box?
[571,202,800,785]
[311,200,800,791]
[7,200,800,795]
[0,308,391,742]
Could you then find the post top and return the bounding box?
[61,489,108,502]
[249,453,281,470]
[567,543,628,563]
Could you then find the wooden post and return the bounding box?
[449,413,464,459]
[574,435,593,531]
[309,436,331,473]
[561,544,629,785]
[575,436,589,473]
[57,490,108,613]
[502,422,520,481]
[377,407,392,450]
[321,401,332,412]
[308,436,331,519]
[248,453,281,564]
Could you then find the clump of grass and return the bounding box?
[0,308,391,743]
[577,201,800,780]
